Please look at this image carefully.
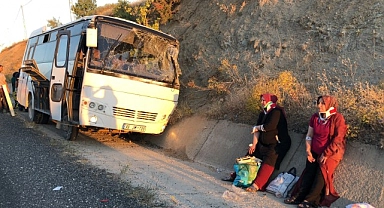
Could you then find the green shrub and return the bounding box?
[112,0,180,29]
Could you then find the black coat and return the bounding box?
[251,108,291,170]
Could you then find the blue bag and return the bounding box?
[232,156,262,188]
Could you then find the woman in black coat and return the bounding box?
[246,93,292,192]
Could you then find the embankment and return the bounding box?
[145,115,384,207]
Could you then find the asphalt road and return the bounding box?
[0,112,151,208]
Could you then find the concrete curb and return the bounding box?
[146,115,383,207]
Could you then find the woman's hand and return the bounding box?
[319,153,328,164]
[248,144,256,155]
[307,152,315,163]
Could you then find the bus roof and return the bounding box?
[28,15,177,42]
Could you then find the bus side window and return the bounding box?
[56,34,69,67]
[27,46,35,60]
[50,31,58,42]
[43,34,50,43]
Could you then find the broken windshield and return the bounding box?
[89,22,180,84]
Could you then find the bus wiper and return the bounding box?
[101,33,122,72]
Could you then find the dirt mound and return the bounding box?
[0,40,26,78]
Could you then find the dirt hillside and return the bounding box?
[1,0,383,144]
[0,40,26,79]
[161,0,383,107]
[159,0,384,144]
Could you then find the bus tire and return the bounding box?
[28,96,37,122]
[62,115,79,141]
[41,114,50,124]
[28,95,47,124]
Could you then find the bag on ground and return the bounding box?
[232,156,262,188]
[266,167,299,198]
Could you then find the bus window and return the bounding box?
[27,46,35,60]
[29,36,38,45]
[34,44,48,63]
[43,34,50,43]
[50,31,58,42]
[42,42,56,62]
[23,37,38,60]
[87,22,179,84]
[37,35,45,44]
[56,35,69,67]
[69,35,81,60]
[67,23,84,36]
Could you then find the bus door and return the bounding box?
[50,30,70,121]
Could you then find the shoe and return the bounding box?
[284,196,301,205]
[221,172,236,182]
[221,177,234,182]
[245,184,259,193]
[297,201,316,208]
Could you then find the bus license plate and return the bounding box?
[122,124,145,132]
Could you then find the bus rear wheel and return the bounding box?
[28,96,49,124]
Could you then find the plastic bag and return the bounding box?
[232,156,262,188]
[266,167,299,198]
[346,203,375,208]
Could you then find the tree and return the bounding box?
[71,0,97,19]
[136,0,153,26]
[47,17,62,28]
[113,0,156,28]
[113,0,136,21]
[152,0,180,24]
[112,0,180,29]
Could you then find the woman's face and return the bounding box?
[317,97,327,112]
[261,96,266,107]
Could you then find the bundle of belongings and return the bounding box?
[231,156,262,188]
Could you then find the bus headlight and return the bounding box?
[98,105,104,111]
[90,115,98,123]
[89,102,96,108]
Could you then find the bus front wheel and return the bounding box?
[28,96,41,122]
[62,115,79,141]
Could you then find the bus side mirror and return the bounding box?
[86,28,98,47]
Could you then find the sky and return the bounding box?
[0,0,120,52]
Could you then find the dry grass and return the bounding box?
[179,52,384,145]
[195,66,384,146]
[259,0,278,7]
[167,0,384,147]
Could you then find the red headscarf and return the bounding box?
[260,94,286,118]
[261,93,278,104]
[322,95,338,111]
[318,95,338,120]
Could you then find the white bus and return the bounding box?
[17,15,181,140]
